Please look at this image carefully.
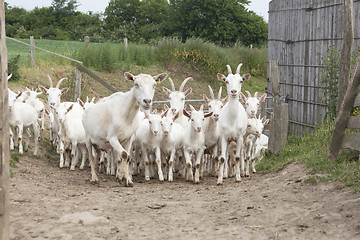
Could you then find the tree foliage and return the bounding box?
[5,0,267,46]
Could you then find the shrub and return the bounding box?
[8,54,20,81]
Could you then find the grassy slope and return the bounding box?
[257,121,360,193]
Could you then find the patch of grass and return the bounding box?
[257,121,360,192]
[10,152,20,168]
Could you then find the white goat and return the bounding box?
[82,72,167,186]
[242,116,269,176]
[24,87,46,131]
[8,90,39,155]
[240,91,267,118]
[162,77,193,126]
[160,111,184,182]
[39,76,68,148]
[203,85,228,176]
[217,63,250,184]
[53,102,86,170]
[183,105,212,183]
[134,111,164,181]
[252,134,269,172]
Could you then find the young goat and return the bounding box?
[160,111,184,182]
[203,86,228,176]
[134,111,164,182]
[183,105,212,183]
[8,90,39,156]
[53,102,86,170]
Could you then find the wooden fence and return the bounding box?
[268,0,360,135]
[7,36,119,98]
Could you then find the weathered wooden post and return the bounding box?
[30,36,35,65]
[269,60,288,154]
[74,65,82,100]
[84,36,90,50]
[0,0,10,239]
[336,0,354,114]
[328,55,360,162]
[124,37,128,55]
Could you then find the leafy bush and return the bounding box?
[8,54,20,81]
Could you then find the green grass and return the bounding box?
[257,121,360,192]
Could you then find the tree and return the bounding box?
[166,0,267,46]
[103,0,142,41]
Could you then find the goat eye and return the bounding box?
[149,121,152,124]
[225,81,229,84]
[170,123,173,125]
[135,83,139,88]
[191,119,194,121]
[181,98,185,101]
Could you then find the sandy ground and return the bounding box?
[9,150,360,240]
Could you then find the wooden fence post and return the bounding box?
[269,60,288,154]
[124,38,128,55]
[30,36,35,65]
[74,66,81,100]
[328,55,360,161]
[84,36,90,50]
[336,0,354,114]
[0,0,10,239]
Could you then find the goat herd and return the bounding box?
[7,63,269,187]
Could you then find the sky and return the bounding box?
[5,0,270,22]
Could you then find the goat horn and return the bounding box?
[218,87,222,100]
[226,65,232,75]
[236,63,243,74]
[48,75,53,88]
[179,77,193,92]
[208,85,215,100]
[245,90,251,98]
[168,77,176,92]
[56,78,67,89]
[254,92,259,98]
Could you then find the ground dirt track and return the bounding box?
[9,152,360,240]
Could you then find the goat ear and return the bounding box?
[240,92,247,103]
[259,93,267,103]
[164,104,169,111]
[152,109,157,114]
[16,91,22,99]
[124,72,135,82]
[61,88,69,94]
[204,112,213,118]
[199,104,204,111]
[183,109,191,119]
[189,104,196,112]
[184,88,192,97]
[222,95,229,105]
[203,94,210,104]
[162,86,172,94]
[161,109,169,118]
[217,73,227,82]
[38,86,48,93]
[153,73,168,83]
[173,111,180,121]
[263,119,270,125]
[45,109,49,115]
[66,104,74,113]
[78,98,84,108]
[242,73,251,81]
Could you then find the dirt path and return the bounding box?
[9,153,360,240]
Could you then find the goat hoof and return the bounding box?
[125,180,134,187]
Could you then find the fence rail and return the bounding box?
[7,36,119,100]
